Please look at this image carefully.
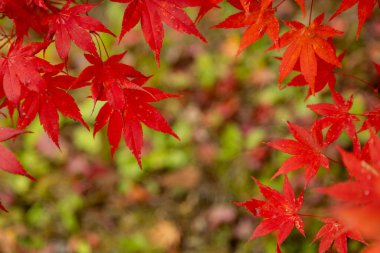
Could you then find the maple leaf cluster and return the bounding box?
[213,0,380,252]
[0,0,221,209]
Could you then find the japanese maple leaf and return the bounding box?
[335,204,380,251]
[307,91,360,154]
[287,52,345,98]
[330,0,380,38]
[360,106,380,133]
[17,73,87,147]
[94,86,179,167]
[267,121,329,185]
[76,53,148,110]
[0,40,54,105]
[0,0,49,37]
[236,176,304,249]
[45,1,114,59]
[213,0,279,54]
[333,168,380,246]
[318,135,380,205]
[293,0,305,16]
[112,0,206,64]
[274,14,343,93]
[194,0,223,23]
[0,127,35,211]
[0,128,34,180]
[313,218,366,253]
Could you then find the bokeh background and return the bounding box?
[0,1,380,252]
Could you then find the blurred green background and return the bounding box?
[0,1,380,252]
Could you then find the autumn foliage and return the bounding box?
[0,0,380,252]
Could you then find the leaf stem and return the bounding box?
[93,32,102,59]
[274,0,287,9]
[308,0,314,25]
[336,72,371,86]
[297,213,326,219]
[324,155,342,166]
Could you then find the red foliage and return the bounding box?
[213,0,279,54]
[0,1,380,252]
[112,0,207,64]
[267,121,329,185]
[236,176,304,250]
[313,218,366,253]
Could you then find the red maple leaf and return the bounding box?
[195,0,223,23]
[313,218,366,253]
[274,14,343,94]
[361,106,380,133]
[76,52,148,109]
[330,0,380,38]
[45,1,114,59]
[318,134,380,205]
[0,127,34,180]
[0,40,54,105]
[0,0,49,37]
[17,72,88,147]
[75,52,180,166]
[94,86,179,167]
[287,52,345,98]
[267,121,329,185]
[307,90,360,154]
[111,0,206,64]
[0,128,35,211]
[335,202,380,245]
[236,176,304,250]
[213,0,279,54]
[293,0,305,16]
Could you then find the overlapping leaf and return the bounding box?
[267,121,329,185]
[274,14,343,94]
[307,91,360,154]
[361,106,380,133]
[319,134,380,204]
[0,128,34,181]
[17,72,87,147]
[94,87,179,167]
[288,52,344,98]
[214,0,279,54]
[45,1,114,59]
[0,40,53,105]
[236,176,304,251]
[77,52,179,166]
[322,136,380,250]
[76,52,148,109]
[0,0,49,37]
[313,218,366,253]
